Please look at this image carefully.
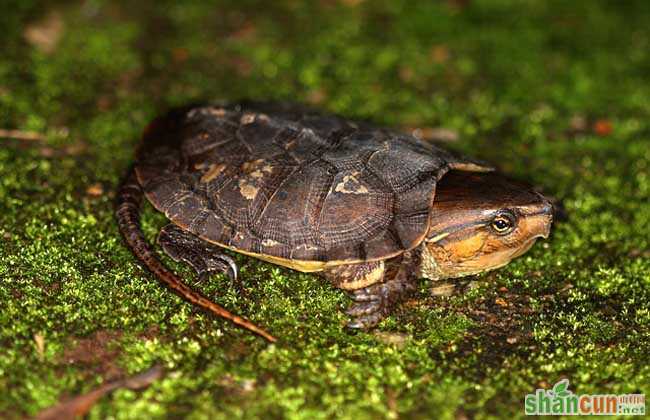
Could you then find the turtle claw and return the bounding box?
[198,253,238,283]
[345,288,390,329]
[344,272,418,330]
[348,289,379,303]
[346,309,388,329]
[158,224,240,285]
[218,254,238,282]
[345,320,365,330]
[345,300,382,317]
[198,271,210,283]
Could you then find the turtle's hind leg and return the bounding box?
[116,168,275,342]
[158,224,239,284]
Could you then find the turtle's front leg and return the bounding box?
[323,253,419,329]
[158,224,238,283]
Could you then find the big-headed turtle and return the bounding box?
[117,103,553,341]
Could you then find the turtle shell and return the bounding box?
[135,104,491,272]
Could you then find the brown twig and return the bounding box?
[0,128,46,141]
[35,365,164,420]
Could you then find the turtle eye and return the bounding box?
[491,212,515,234]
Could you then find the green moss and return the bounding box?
[1,0,649,418]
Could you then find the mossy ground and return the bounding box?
[1,1,649,418]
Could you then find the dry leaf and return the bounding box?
[306,89,327,105]
[431,282,457,296]
[24,11,65,54]
[411,127,459,143]
[569,114,587,132]
[373,332,409,348]
[430,45,450,64]
[340,0,364,6]
[86,183,104,197]
[593,119,613,137]
[172,47,190,63]
[495,297,508,307]
[0,128,45,141]
[34,333,45,359]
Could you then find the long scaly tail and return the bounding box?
[116,168,276,342]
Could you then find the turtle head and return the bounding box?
[419,171,553,280]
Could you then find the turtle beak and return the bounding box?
[522,198,554,240]
[536,200,554,239]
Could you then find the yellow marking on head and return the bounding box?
[422,212,550,281]
[428,232,450,243]
[447,232,487,260]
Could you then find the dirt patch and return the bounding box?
[61,330,124,380]
[430,286,540,378]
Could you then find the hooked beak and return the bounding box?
[536,200,554,239]
[523,197,554,240]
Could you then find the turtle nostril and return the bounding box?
[543,201,554,218]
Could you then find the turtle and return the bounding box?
[116,103,553,342]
